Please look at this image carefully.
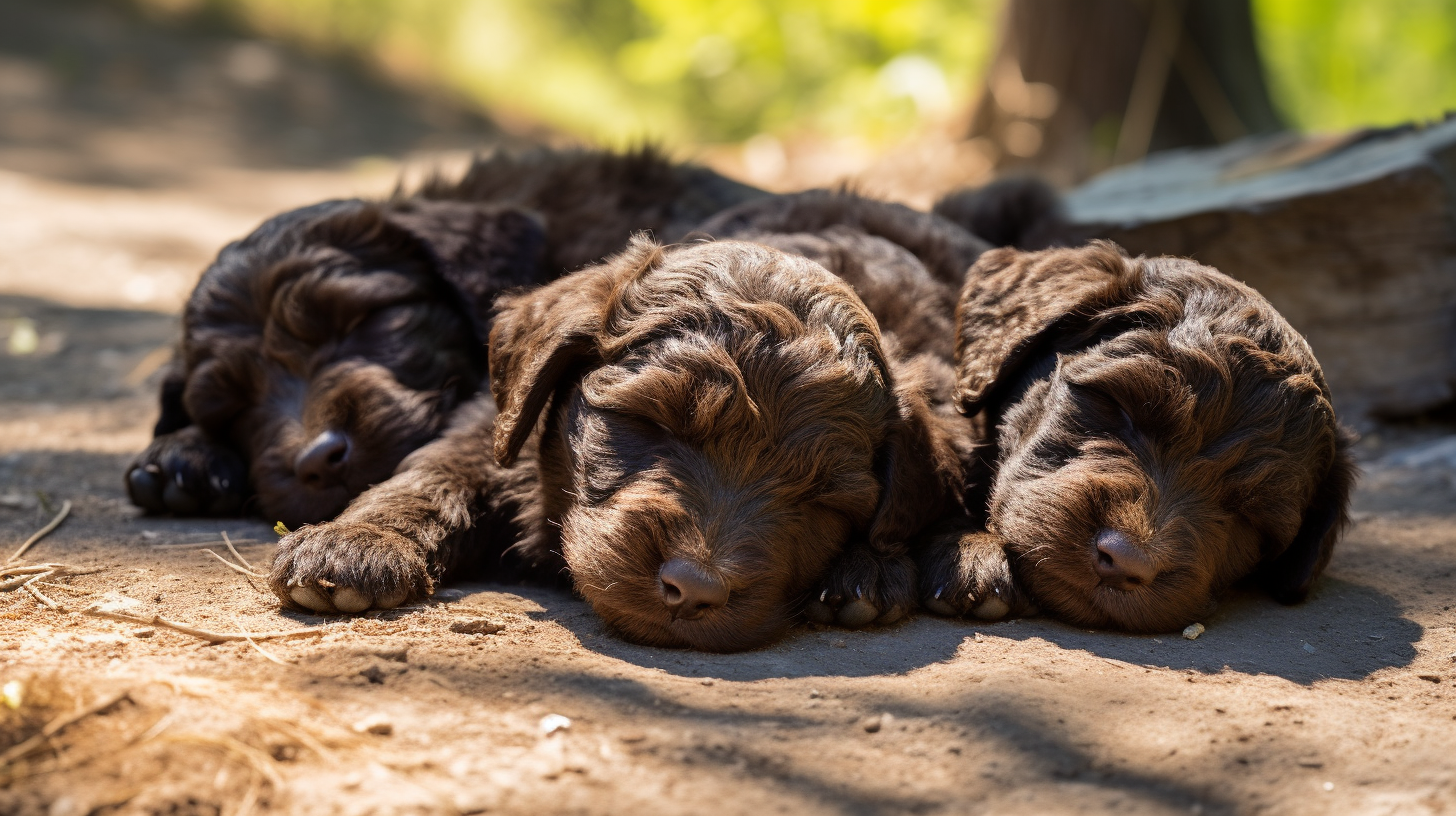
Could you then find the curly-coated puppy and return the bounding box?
[270,193,989,650]
[125,149,764,526]
[920,241,1355,632]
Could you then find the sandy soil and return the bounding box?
[2,4,1455,815]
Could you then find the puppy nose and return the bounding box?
[295,429,351,488]
[1094,529,1158,589]
[658,558,729,620]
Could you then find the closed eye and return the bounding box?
[1068,382,1135,436]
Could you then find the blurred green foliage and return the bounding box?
[190,0,997,146]
[162,0,1456,144]
[1253,0,1456,131]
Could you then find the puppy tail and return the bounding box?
[932,177,1071,250]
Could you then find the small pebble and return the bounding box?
[700,679,714,686]
[861,715,882,733]
[1417,674,1442,683]
[450,619,504,636]
[618,731,646,743]
[831,640,847,649]
[1322,782,1334,792]
[1302,642,1318,654]
[808,689,822,699]
[539,713,572,735]
[132,628,155,639]
[351,715,393,736]
[1182,623,1205,640]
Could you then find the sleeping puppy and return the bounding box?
[919,241,1355,632]
[270,193,990,650]
[125,148,765,527]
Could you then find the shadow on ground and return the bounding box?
[983,579,1422,685]
[2,442,1430,690]
[0,295,176,403]
[0,0,503,187]
[431,571,1424,686]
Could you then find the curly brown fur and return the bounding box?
[696,188,993,286]
[933,241,1355,632]
[488,231,968,650]
[126,148,765,526]
[272,191,984,652]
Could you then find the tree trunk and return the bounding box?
[967,0,1284,186]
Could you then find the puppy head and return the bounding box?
[956,242,1354,632]
[490,236,944,651]
[182,199,545,526]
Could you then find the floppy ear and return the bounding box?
[867,372,965,552]
[488,237,664,467]
[954,241,1134,414]
[1259,429,1357,604]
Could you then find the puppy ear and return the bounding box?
[383,199,547,324]
[1259,429,1357,604]
[488,236,664,466]
[954,241,1134,414]
[867,373,964,552]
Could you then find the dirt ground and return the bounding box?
[2,3,1456,815]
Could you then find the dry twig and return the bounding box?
[233,616,292,665]
[81,607,326,644]
[0,563,66,592]
[25,583,63,610]
[6,500,72,563]
[222,532,256,572]
[201,549,266,579]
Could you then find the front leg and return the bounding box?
[269,399,529,614]
[916,526,1036,621]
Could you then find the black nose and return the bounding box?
[658,558,729,620]
[1094,529,1158,589]
[295,429,351,488]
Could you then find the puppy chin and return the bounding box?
[575,578,791,652]
[1011,552,1216,633]
[256,482,353,527]
[602,607,791,652]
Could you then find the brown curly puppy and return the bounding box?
[922,241,1355,632]
[125,148,764,527]
[271,193,987,650]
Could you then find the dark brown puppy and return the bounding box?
[921,241,1354,632]
[125,149,764,527]
[271,194,986,650]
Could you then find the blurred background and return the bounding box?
[3,0,1454,192]
[0,0,1453,319]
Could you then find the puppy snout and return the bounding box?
[1094,529,1158,590]
[295,429,351,488]
[658,558,729,620]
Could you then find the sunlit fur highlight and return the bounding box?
[489,234,963,651]
[958,242,1355,632]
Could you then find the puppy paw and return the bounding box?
[805,545,916,628]
[269,521,431,614]
[916,530,1033,621]
[126,426,247,516]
